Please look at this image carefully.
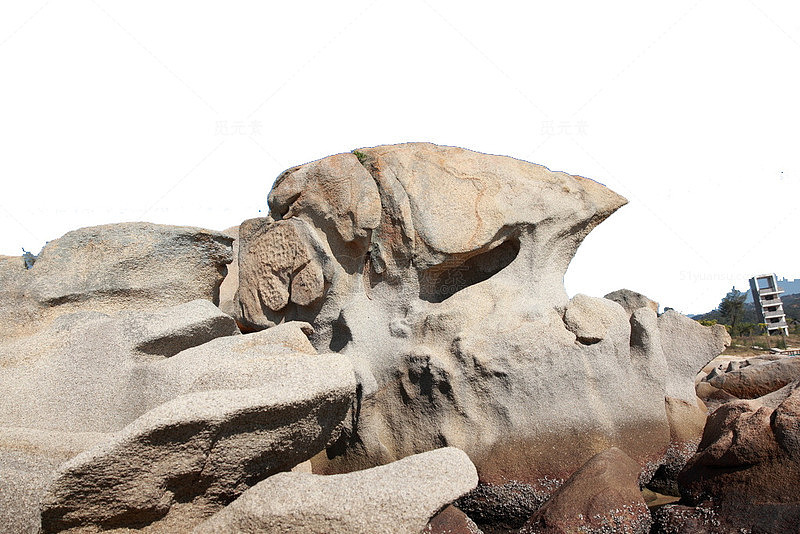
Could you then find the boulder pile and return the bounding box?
[5,143,777,533]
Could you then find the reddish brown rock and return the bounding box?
[520,447,651,534]
[424,505,483,534]
[236,217,327,330]
[678,380,800,533]
[706,356,800,399]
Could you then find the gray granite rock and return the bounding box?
[604,288,659,316]
[193,447,478,534]
[0,222,233,339]
[39,346,356,532]
[0,428,107,534]
[0,299,239,433]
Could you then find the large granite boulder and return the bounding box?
[0,299,239,432]
[233,143,728,521]
[193,447,478,534]
[648,310,730,495]
[40,351,356,532]
[0,223,233,338]
[677,380,800,533]
[0,296,356,532]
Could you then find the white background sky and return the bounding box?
[1,1,798,314]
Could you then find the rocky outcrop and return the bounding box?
[1,295,356,532]
[0,223,233,338]
[40,351,356,532]
[194,447,478,534]
[232,143,728,512]
[677,380,800,533]
[1,143,736,532]
[604,288,659,316]
[703,355,800,399]
[520,447,651,534]
[0,299,239,432]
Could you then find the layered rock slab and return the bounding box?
[0,223,233,339]
[703,355,800,399]
[194,447,478,534]
[40,357,356,533]
[0,292,356,532]
[0,299,239,433]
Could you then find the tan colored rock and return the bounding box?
[217,226,240,318]
[706,356,800,399]
[193,447,478,534]
[232,143,728,525]
[0,223,233,339]
[236,217,327,330]
[268,152,382,243]
[604,288,659,316]
[520,447,651,534]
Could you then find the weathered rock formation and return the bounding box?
[40,338,356,532]
[194,447,479,534]
[1,144,736,532]
[676,379,800,533]
[0,223,233,339]
[1,256,357,532]
[701,354,800,400]
[232,143,729,517]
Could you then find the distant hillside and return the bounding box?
[782,293,800,322]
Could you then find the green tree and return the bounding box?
[718,287,747,333]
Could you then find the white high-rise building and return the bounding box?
[749,274,789,336]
